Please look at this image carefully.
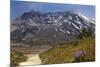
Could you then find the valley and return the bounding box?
[10,10,95,66]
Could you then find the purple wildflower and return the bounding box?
[73,50,87,62]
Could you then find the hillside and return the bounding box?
[39,37,95,64]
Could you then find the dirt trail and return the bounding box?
[19,54,41,66]
[12,45,52,66]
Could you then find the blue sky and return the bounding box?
[11,0,95,20]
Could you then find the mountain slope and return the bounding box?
[11,10,95,44]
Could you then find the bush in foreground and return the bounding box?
[10,49,27,66]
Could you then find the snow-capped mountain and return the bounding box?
[11,10,95,42]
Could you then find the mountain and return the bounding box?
[11,10,95,44]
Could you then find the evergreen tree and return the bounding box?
[78,28,94,39]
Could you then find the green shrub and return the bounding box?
[10,50,27,66]
[78,28,94,39]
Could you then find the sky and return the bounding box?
[11,0,95,21]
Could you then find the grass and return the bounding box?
[39,37,95,64]
[10,49,27,66]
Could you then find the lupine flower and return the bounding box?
[73,50,87,62]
